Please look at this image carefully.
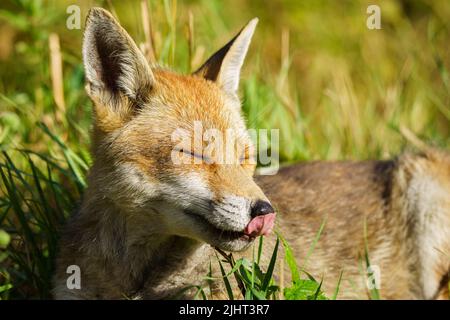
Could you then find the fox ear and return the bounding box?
[194,18,258,94]
[83,8,154,105]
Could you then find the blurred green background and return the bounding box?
[0,0,449,299]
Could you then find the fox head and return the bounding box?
[82,8,275,252]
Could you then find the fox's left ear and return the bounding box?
[194,18,258,94]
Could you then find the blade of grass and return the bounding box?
[261,237,279,291]
[257,235,264,264]
[277,231,300,283]
[301,217,327,273]
[363,217,380,300]
[332,270,343,300]
[312,277,324,300]
[216,252,234,300]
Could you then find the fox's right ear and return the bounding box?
[194,18,258,95]
[83,8,154,107]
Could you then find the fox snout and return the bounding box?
[199,195,276,251]
[170,168,276,251]
[251,200,275,218]
[245,200,276,237]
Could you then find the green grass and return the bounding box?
[0,0,449,299]
[188,234,330,300]
[0,126,87,299]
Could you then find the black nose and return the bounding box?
[251,200,274,218]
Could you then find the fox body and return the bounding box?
[53,8,449,300]
[258,152,450,300]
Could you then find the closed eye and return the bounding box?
[175,148,208,162]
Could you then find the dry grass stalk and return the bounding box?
[187,10,194,72]
[141,0,156,63]
[48,33,65,123]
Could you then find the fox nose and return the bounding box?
[251,200,274,218]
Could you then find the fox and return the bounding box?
[53,7,450,300]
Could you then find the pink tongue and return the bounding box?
[244,213,276,237]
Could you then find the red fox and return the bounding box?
[53,8,449,300]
